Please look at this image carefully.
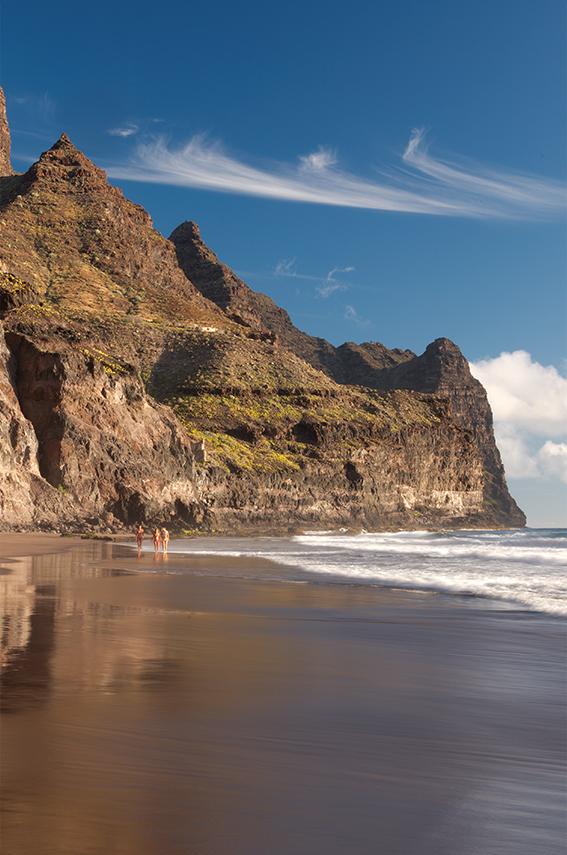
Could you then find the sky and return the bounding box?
[1,0,566,525]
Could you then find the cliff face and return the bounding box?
[4,329,207,527]
[0,89,524,531]
[365,338,524,525]
[0,329,63,526]
[170,220,524,529]
[0,88,11,176]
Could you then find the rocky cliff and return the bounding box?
[0,88,524,531]
[0,88,11,177]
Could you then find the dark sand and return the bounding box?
[1,536,565,855]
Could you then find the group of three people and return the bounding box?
[135,524,170,553]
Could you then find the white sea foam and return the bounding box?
[140,529,567,616]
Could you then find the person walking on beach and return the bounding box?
[152,528,161,553]
[135,524,144,555]
[160,527,170,553]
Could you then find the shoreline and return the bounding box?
[1,534,564,855]
[0,532,88,559]
[0,514,527,541]
[1,531,562,619]
[116,531,566,619]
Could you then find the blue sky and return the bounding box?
[1,0,566,524]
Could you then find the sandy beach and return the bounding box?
[1,534,565,855]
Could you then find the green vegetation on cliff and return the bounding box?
[170,386,442,474]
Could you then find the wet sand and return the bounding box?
[1,536,565,855]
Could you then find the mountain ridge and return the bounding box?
[0,88,524,532]
[170,220,416,383]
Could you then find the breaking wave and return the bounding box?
[146,528,567,616]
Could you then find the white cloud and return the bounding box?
[538,442,567,484]
[470,350,567,437]
[470,351,567,483]
[491,424,539,479]
[299,146,337,171]
[108,124,139,138]
[106,129,566,220]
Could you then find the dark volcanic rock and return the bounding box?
[334,340,415,384]
[367,338,526,526]
[0,90,524,531]
[170,222,524,528]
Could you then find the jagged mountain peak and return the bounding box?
[426,337,464,355]
[173,220,202,238]
[170,219,277,329]
[0,130,229,328]
[417,337,477,387]
[55,131,73,145]
[170,219,226,271]
[43,132,100,168]
[25,131,116,198]
[369,335,477,394]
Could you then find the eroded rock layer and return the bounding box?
[0,88,11,177]
[0,88,524,531]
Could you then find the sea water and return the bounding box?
[158,528,567,616]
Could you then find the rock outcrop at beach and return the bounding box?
[364,338,522,524]
[0,87,524,531]
[170,220,522,528]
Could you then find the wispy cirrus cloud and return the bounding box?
[318,266,354,298]
[273,259,354,298]
[106,128,566,219]
[274,258,302,278]
[401,129,565,216]
[12,91,56,124]
[9,90,58,164]
[107,124,139,138]
[299,146,338,172]
[343,304,370,327]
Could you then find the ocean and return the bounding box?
[157,528,567,616]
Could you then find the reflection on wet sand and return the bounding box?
[0,556,36,667]
[1,580,56,713]
[0,543,114,667]
[1,542,566,855]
